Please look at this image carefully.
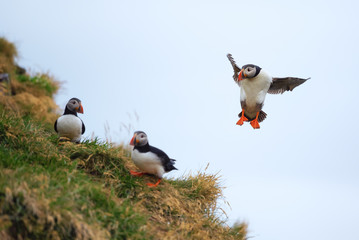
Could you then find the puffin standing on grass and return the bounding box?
[54,98,85,143]
[129,131,177,187]
[227,54,309,129]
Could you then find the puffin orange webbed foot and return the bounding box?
[236,110,248,126]
[146,179,162,187]
[130,170,145,176]
[250,112,260,129]
[250,119,260,129]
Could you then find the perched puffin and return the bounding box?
[54,98,85,143]
[129,131,177,187]
[227,54,309,129]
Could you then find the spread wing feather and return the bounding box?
[227,54,241,81]
[268,77,310,94]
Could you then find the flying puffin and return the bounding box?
[227,53,309,129]
[129,131,177,187]
[54,98,85,143]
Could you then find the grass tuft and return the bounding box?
[0,37,17,74]
[16,73,58,97]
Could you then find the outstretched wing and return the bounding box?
[268,77,310,94]
[227,54,241,81]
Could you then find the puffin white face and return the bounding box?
[243,66,257,78]
[130,131,148,147]
[66,98,84,114]
[238,64,262,81]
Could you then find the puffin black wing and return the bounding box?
[54,119,58,133]
[149,146,177,172]
[268,77,309,94]
[81,120,85,134]
[227,54,241,81]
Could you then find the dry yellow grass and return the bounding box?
[0,38,17,74]
[0,172,109,240]
[0,37,60,124]
[134,168,247,240]
[0,76,60,125]
[67,142,248,239]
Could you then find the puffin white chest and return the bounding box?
[131,149,165,178]
[240,71,272,107]
[56,115,82,141]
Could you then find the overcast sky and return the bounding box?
[2,1,359,239]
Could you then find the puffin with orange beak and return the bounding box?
[227,54,309,129]
[54,98,85,143]
[129,131,177,187]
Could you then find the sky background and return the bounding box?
[1,0,359,239]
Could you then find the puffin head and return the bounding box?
[238,64,262,82]
[66,98,84,114]
[130,131,148,146]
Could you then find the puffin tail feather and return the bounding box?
[258,110,267,123]
[165,159,177,172]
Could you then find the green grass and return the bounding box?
[16,74,58,97]
[0,108,249,239]
[0,112,147,239]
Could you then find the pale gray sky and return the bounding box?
[2,1,359,239]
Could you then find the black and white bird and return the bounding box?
[54,98,85,143]
[227,53,309,129]
[129,131,177,187]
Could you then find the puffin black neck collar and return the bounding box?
[134,143,150,152]
[63,107,78,116]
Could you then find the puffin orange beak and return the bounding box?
[130,134,139,146]
[77,103,84,114]
[238,70,245,81]
[130,135,135,146]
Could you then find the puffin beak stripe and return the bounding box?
[78,104,84,114]
[130,135,135,146]
[238,70,244,81]
[130,133,137,146]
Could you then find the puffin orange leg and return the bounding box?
[236,110,249,126]
[146,178,162,187]
[130,170,145,176]
[250,112,260,129]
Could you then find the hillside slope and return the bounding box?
[0,38,248,240]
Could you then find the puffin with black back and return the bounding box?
[227,53,309,129]
[54,98,85,143]
[130,131,177,187]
